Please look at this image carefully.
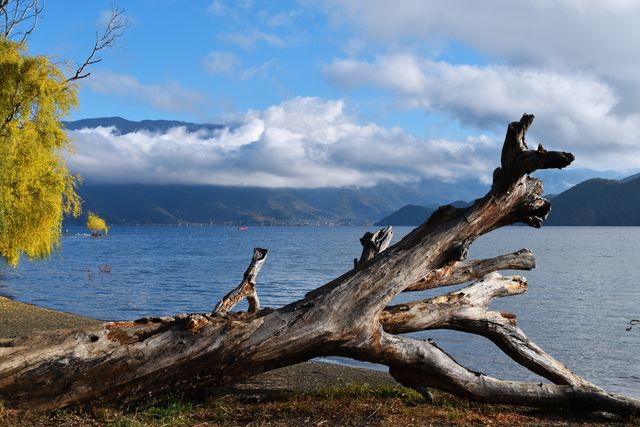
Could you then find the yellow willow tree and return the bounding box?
[86,212,108,237]
[0,1,126,266]
[0,39,80,266]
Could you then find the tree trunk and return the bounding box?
[1,114,639,414]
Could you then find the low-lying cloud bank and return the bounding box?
[66,97,498,188]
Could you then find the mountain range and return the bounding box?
[377,174,640,226]
[62,117,639,226]
[544,176,640,225]
[68,184,396,226]
[63,117,224,135]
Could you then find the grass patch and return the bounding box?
[142,398,193,420]
[300,383,427,405]
[1,385,634,426]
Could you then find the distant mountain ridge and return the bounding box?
[63,117,224,135]
[545,175,640,225]
[377,174,640,226]
[64,173,640,227]
[67,184,444,226]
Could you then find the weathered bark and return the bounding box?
[404,248,535,292]
[0,114,638,415]
[213,247,267,315]
[355,225,393,268]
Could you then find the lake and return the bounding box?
[1,226,638,398]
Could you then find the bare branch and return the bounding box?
[65,3,129,83]
[404,248,535,292]
[492,114,574,192]
[381,274,588,386]
[213,247,268,316]
[381,273,527,334]
[374,333,640,415]
[0,0,42,42]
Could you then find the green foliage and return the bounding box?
[0,39,80,266]
[143,398,193,420]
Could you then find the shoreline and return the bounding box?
[0,296,102,338]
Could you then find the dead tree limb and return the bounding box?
[0,114,639,415]
[404,248,535,292]
[0,1,128,82]
[213,247,267,315]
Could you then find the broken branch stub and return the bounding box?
[355,225,393,268]
[212,247,267,315]
[1,114,639,415]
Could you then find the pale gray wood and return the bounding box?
[381,273,587,387]
[356,226,393,267]
[212,247,267,315]
[404,249,535,292]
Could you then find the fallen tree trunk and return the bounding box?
[1,114,639,414]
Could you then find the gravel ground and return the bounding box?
[0,296,101,338]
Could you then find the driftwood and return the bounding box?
[1,114,639,414]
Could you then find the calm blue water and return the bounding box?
[1,226,638,397]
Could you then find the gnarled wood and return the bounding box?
[355,225,393,268]
[213,247,267,315]
[0,114,638,416]
[404,248,535,292]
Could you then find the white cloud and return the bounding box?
[318,0,640,171]
[201,53,275,81]
[325,55,615,122]
[324,53,640,170]
[84,71,209,114]
[240,59,276,81]
[202,51,241,74]
[323,1,640,109]
[324,1,640,70]
[219,28,283,50]
[66,97,499,187]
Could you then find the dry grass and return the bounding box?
[1,384,637,427]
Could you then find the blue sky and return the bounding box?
[29,1,344,121]
[20,1,640,188]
